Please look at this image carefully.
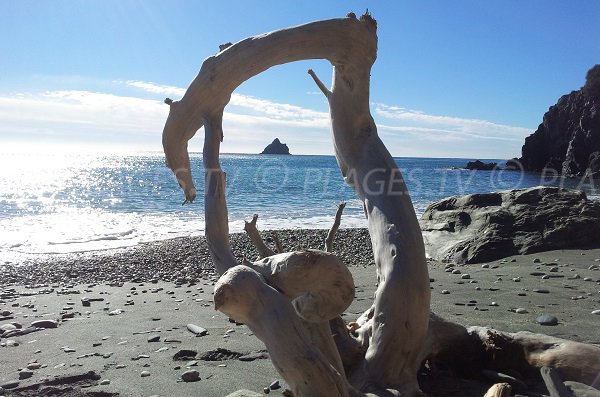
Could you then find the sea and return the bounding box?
[1,152,598,261]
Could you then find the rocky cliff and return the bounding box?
[519,90,600,178]
[260,138,291,155]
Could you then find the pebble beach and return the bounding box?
[1,228,600,396]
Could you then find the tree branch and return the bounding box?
[325,202,346,252]
[308,68,332,98]
[244,214,276,259]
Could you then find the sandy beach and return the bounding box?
[1,229,599,396]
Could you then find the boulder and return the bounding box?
[419,186,600,264]
[465,160,497,170]
[519,89,600,177]
[260,138,291,155]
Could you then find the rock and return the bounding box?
[19,370,34,380]
[269,380,281,390]
[186,324,208,336]
[0,381,19,390]
[465,160,497,170]
[519,83,600,177]
[31,320,58,329]
[26,363,41,370]
[420,187,600,264]
[592,310,600,315]
[140,371,151,377]
[238,351,270,362]
[181,369,200,382]
[260,138,291,155]
[147,335,160,343]
[0,324,17,332]
[533,288,550,294]
[536,314,559,326]
[515,308,528,314]
[100,379,111,385]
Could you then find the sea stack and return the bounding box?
[518,64,600,178]
[260,138,291,155]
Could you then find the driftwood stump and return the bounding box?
[163,12,600,396]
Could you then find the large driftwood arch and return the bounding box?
[163,13,600,397]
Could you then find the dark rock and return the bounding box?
[19,370,34,379]
[147,334,160,343]
[260,138,291,155]
[519,88,600,177]
[181,369,200,382]
[31,319,58,329]
[536,314,559,326]
[173,349,197,361]
[420,186,600,264]
[0,380,19,389]
[504,158,523,171]
[465,160,497,170]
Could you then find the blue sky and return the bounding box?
[1,1,598,158]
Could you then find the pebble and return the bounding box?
[148,335,160,343]
[18,370,34,380]
[441,290,450,295]
[533,288,550,294]
[181,369,201,382]
[461,274,471,280]
[451,269,461,275]
[512,277,521,282]
[0,381,19,390]
[515,308,528,314]
[269,380,281,390]
[108,309,124,316]
[187,324,208,336]
[140,371,151,377]
[490,302,499,307]
[31,320,58,329]
[536,315,558,326]
[239,352,270,362]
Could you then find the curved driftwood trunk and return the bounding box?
[162,11,599,397]
[163,12,430,396]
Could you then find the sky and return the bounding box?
[1,1,599,159]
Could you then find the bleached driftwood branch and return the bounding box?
[162,10,599,397]
[244,214,276,259]
[325,202,346,252]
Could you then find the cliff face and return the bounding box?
[519,90,600,177]
[260,138,291,155]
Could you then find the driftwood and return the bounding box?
[163,11,600,397]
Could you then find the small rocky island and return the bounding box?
[518,64,600,178]
[260,138,291,155]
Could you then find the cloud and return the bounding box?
[375,103,531,142]
[0,79,532,158]
[124,80,185,97]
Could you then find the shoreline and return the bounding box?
[0,228,374,286]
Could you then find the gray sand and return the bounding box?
[1,229,599,396]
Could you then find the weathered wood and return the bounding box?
[161,10,598,397]
[325,202,346,252]
[483,383,512,397]
[244,214,276,259]
[540,366,573,397]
